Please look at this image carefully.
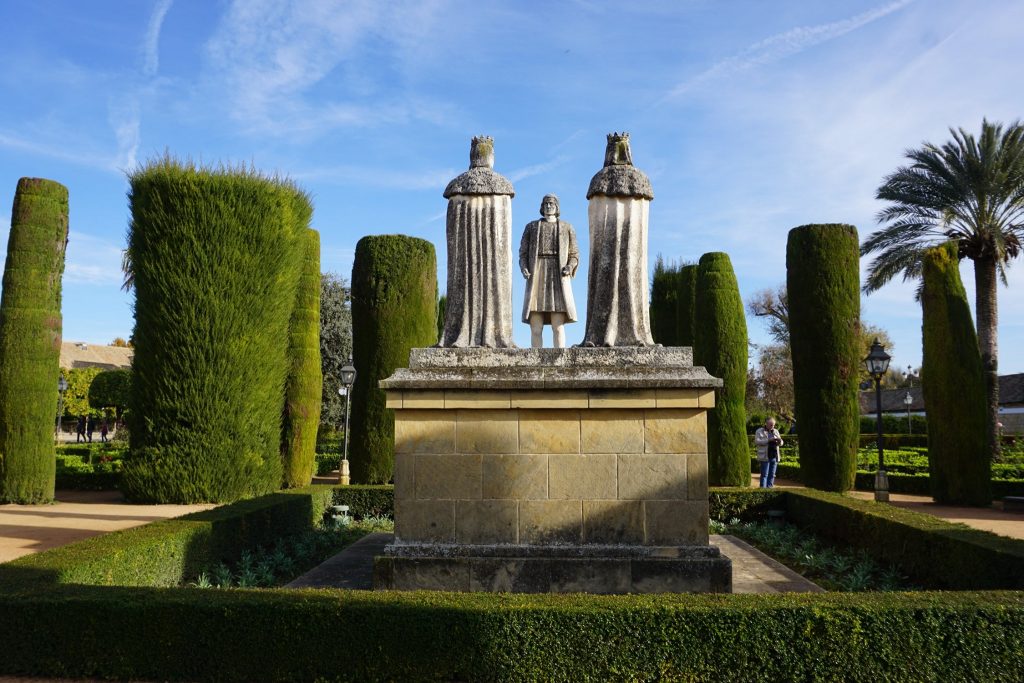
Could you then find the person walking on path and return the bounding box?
[76,415,86,443]
[86,415,94,443]
[755,417,784,488]
[100,419,108,443]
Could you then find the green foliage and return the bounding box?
[282,229,323,488]
[859,414,928,434]
[332,484,394,518]
[349,235,437,484]
[694,252,748,485]
[123,158,309,503]
[787,224,861,492]
[675,263,697,348]
[319,272,352,428]
[921,242,990,505]
[60,366,103,418]
[649,255,684,345]
[0,177,69,503]
[87,368,130,418]
[436,293,446,341]
[55,453,122,490]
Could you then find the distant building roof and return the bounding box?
[859,373,1024,414]
[59,341,133,371]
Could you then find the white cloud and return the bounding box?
[143,0,174,77]
[292,164,455,191]
[509,155,570,183]
[108,99,141,171]
[64,232,125,286]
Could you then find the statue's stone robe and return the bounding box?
[519,219,579,324]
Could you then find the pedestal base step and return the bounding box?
[374,544,731,594]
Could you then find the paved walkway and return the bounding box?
[751,474,1024,540]
[0,490,215,563]
[285,532,823,594]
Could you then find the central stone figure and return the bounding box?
[518,194,579,348]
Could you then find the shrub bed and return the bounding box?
[331,485,394,518]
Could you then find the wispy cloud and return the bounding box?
[292,164,456,191]
[0,129,121,172]
[142,0,173,77]
[508,155,571,183]
[64,233,125,286]
[108,99,141,171]
[666,0,914,98]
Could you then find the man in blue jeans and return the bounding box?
[755,417,784,488]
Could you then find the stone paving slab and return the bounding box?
[285,533,822,593]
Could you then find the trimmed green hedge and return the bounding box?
[675,263,697,348]
[331,484,393,518]
[787,224,861,492]
[0,177,69,503]
[1,486,334,592]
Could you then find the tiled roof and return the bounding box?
[59,341,133,370]
[859,373,1024,413]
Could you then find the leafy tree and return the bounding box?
[87,368,130,421]
[748,343,795,419]
[110,337,132,347]
[61,367,104,418]
[319,272,353,429]
[0,178,68,503]
[747,285,790,345]
[862,119,1024,461]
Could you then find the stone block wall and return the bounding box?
[387,388,715,547]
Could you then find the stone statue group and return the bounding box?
[439,133,655,349]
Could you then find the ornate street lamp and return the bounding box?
[338,356,357,486]
[904,392,913,435]
[864,339,891,502]
[56,375,69,440]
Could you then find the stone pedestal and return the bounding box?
[373,347,731,594]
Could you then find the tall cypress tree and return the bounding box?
[650,256,681,345]
[921,242,990,505]
[693,252,748,486]
[350,235,437,484]
[122,159,307,503]
[0,178,69,503]
[676,264,697,348]
[282,228,323,488]
[787,224,861,492]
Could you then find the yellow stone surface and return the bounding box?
[456,500,518,544]
[519,409,581,454]
[549,454,616,499]
[385,391,403,409]
[446,391,511,409]
[394,499,455,543]
[393,452,415,499]
[687,453,709,500]
[481,453,548,499]
[617,453,687,500]
[698,389,716,408]
[644,409,707,453]
[519,500,583,544]
[456,409,519,453]
[580,409,644,453]
[588,389,657,408]
[645,500,709,544]
[414,454,482,500]
[655,388,701,408]
[510,390,589,408]
[394,410,455,454]
[402,391,445,409]
[583,500,644,544]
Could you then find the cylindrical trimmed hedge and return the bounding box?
[0,178,69,503]
[649,257,680,345]
[694,252,748,486]
[350,235,437,484]
[921,242,990,505]
[786,224,861,492]
[282,228,323,488]
[122,159,308,503]
[676,264,697,348]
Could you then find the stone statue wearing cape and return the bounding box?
[519,194,579,348]
[438,136,517,348]
[582,132,656,347]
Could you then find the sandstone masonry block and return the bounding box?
[385,391,403,409]
[583,500,644,544]
[519,409,580,454]
[394,499,455,543]
[456,500,518,544]
[510,390,589,409]
[481,453,548,499]
[655,388,700,408]
[446,390,511,409]
[644,500,709,545]
[402,390,445,409]
[456,409,518,453]
[415,454,481,500]
[687,453,709,500]
[580,409,644,453]
[645,409,707,453]
[617,453,687,500]
[393,452,415,499]
[549,454,616,499]
[588,389,657,408]
[519,500,583,544]
[698,389,716,408]
[395,410,455,454]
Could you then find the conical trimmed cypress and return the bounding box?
[0,178,69,503]
[282,228,323,488]
[921,242,990,505]
[676,264,697,348]
[693,252,748,486]
[786,224,860,492]
[350,235,437,484]
[122,159,307,503]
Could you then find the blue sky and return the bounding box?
[1,0,1022,373]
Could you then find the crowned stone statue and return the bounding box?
[519,194,579,348]
[582,132,656,347]
[438,136,517,348]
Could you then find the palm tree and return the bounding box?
[862,119,1024,460]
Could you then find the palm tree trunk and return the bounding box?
[974,257,1001,461]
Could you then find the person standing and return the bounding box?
[76,415,86,443]
[755,417,784,488]
[86,415,94,444]
[519,194,579,348]
[100,419,109,443]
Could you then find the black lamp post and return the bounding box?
[338,356,357,485]
[55,375,68,440]
[864,339,891,502]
